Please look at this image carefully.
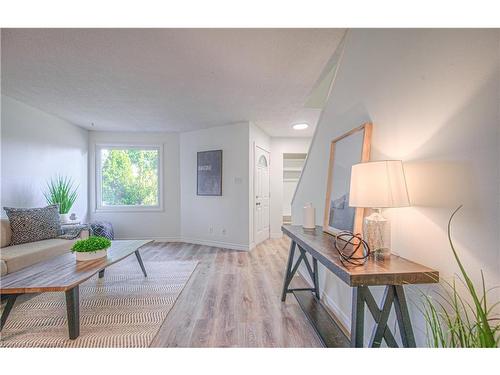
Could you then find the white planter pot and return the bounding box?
[75,248,108,262]
[60,213,71,224]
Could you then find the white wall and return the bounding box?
[1,95,88,220]
[88,131,180,240]
[270,137,311,238]
[282,181,296,216]
[292,29,500,346]
[0,101,278,249]
[180,122,250,250]
[249,122,271,247]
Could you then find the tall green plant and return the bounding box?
[422,205,499,347]
[43,175,78,214]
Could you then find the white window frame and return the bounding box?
[95,143,164,212]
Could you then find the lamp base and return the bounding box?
[363,210,391,260]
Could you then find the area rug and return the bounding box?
[0,260,198,347]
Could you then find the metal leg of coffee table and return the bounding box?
[0,294,19,331]
[135,250,147,277]
[65,286,80,340]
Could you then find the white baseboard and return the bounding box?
[179,237,250,251]
[270,232,283,239]
[298,268,351,330]
[115,236,181,242]
[320,290,351,330]
[115,236,250,251]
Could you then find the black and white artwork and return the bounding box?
[197,150,222,196]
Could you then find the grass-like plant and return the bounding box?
[71,236,111,253]
[421,205,499,347]
[43,175,78,214]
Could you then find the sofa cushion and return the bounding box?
[0,238,77,274]
[3,205,61,245]
[1,218,12,248]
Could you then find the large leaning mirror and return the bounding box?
[323,123,372,236]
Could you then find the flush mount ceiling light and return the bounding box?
[292,123,309,130]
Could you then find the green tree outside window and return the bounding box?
[101,149,159,206]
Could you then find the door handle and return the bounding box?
[256,202,261,206]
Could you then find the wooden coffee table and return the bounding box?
[0,239,152,339]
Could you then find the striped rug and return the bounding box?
[0,260,198,347]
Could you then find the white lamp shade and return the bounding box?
[349,160,410,208]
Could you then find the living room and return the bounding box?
[1,1,499,374]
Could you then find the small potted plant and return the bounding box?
[71,236,111,261]
[43,175,78,224]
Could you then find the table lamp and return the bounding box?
[349,160,410,259]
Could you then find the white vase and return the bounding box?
[302,203,316,229]
[75,248,108,262]
[60,213,71,224]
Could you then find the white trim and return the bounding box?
[255,144,271,154]
[95,143,164,212]
[114,236,181,242]
[320,290,351,329]
[113,236,251,251]
[298,268,351,330]
[180,237,251,251]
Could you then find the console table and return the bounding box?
[281,225,439,348]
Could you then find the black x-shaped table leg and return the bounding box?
[351,285,416,347]
[280,240,416,348]
[281,241,320,301]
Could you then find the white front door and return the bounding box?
[254,146,270,245]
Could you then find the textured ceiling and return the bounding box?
[1,28,344,137]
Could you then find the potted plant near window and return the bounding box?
[43,175,78,223]
[71,236,112,261]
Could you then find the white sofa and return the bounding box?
[0,218,89,276]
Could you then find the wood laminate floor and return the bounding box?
[144,237,323,347]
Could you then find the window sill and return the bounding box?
[94,206,164,213]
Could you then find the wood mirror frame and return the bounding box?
[323,122,373,236]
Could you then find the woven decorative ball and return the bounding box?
[333,231,371,266]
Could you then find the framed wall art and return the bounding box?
[323,123,372,236]
[197,150,223,196]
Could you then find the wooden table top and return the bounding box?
[282,225,438,286]
[0,240,153,294]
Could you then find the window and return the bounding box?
[96,145,163,211]
[258,155,268,167]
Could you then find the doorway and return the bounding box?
[254,145,270,245]
[282,153,307,225]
